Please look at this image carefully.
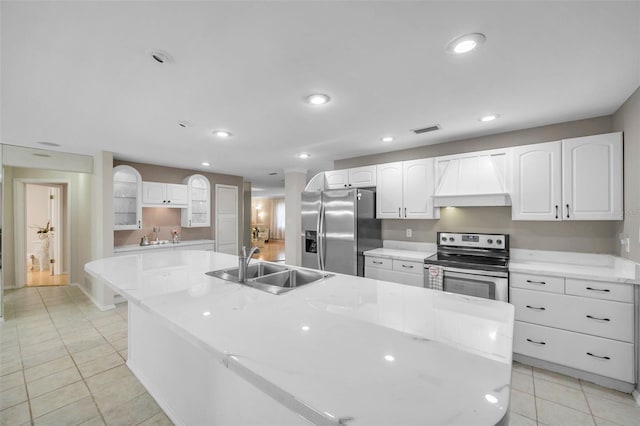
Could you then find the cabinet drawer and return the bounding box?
[510,272,564,293]
[511,288,633,342]
[365,256,392,270]
[392,259,422,275]
[514,321,634,382]
[565,278,633,303]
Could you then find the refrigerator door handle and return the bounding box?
[318,202,326,270]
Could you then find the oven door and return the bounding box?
[425,265,508,302]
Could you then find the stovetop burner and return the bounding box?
[424,232,510,273]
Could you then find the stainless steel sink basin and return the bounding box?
[205,262,333,295]
[206,262,288,282]
[252,269,329,288]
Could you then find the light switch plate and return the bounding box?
[406,228,412,238]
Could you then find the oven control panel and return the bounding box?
[437,232,508,250]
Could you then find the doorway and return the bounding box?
[251,197,286,263]
[23,182,69,286]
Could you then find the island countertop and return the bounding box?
[85,250,514,425]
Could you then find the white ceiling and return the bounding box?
[2,1,639,197]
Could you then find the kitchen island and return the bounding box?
[85,250,514,425]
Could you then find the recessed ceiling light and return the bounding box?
[268,172,278,176]
[479,114,499,122]
[213,130,231,138]
[447,33,486,54]
[201,162,210,167]
[178,121,190,128]
[381,136,394,143]
[252,187,264,192]
[384,355,395,362]
[298,153,310,159]
[37,141,61,147]
[306,94,330,105]
[148,49,173,64]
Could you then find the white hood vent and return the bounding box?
[433,149,511,207]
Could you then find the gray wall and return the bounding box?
[611,87,640,394]
[335,116,618,254]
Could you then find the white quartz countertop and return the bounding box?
[113,239,215,253]
[509,249,638,284]
[85,251,514,425]
[363,247,435,262]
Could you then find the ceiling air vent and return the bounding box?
[412,125,441,134]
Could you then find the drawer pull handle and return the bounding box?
[526,305,546,311]
[401,264,414,269]
[586,287,610,293]
[372,261,383,265]
[526,280,546,285]
[586,315,610,322]
[526,338,546,346]
[586,352,610,360]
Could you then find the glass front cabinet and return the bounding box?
[113,165,143,230]
[182,174,211,228]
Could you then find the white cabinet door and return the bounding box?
[182,174,211,228]
[376,162,403,219]
[166,184,188,206]
[348,165,376,188]
[325,170,349,189]
[113,165,142,230]
[142,182,166,204]
[562,132,623,220]
[511,141,562,221]
[403,158,438,219]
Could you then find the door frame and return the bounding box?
[15,178,71,288]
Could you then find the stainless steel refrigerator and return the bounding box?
[301,188,381,276]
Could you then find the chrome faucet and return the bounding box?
[238,246,260,283]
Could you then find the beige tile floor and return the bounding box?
[2,286,639,426]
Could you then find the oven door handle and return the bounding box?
[443,270,501,283]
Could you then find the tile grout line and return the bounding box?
[34,286,110,425]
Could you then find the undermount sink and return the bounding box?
[205,262,333,295]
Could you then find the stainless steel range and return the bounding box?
[424,232,509,301]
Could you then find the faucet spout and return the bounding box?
[238,246,260,283]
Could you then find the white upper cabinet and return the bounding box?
[182,174,211,228]
[376,162,403,218]
[113,165,142,230]
[142,182,188,207]
[511,141,562,220]
[562,132,623,220]
[325,165,376,189]
[377,159,439,219]
[512,132,623,221]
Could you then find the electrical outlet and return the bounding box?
[406,228,412,238]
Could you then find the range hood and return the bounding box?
[433,151,511,207]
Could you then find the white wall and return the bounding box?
[284,169,307,266]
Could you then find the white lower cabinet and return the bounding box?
[365,256,423,287]
[511,272,635,383]
[514,322,634,383]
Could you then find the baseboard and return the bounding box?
[70,283,116,311]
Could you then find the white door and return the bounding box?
[403,158,437,219]
[215,184,238,255]
[511,141,562,221]
[324,169,349,189]
[49,186,63,275]
[376,162,403,219]
[348,165,376,188]
[142,182,166,204]
[562,132,623,220]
